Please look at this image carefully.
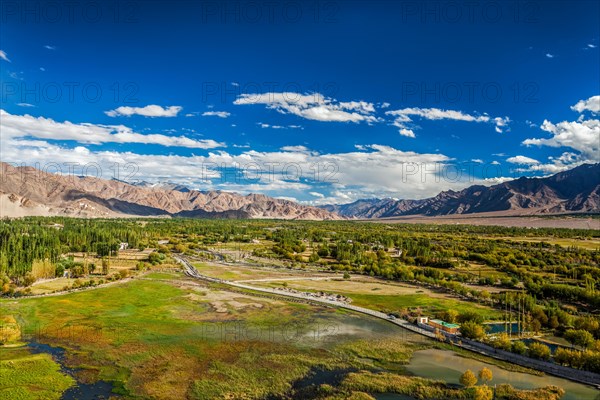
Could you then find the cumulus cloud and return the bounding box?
[546,53,554,58]
[398,127,416,138]
[506,155,540,165]
[0,109,225,149]
[514,96,600,174]
[202,111,231,118]
[234,92,377,123]
[0,50,10,62]
[105,105,183,118]
[309,192,325,198]
[571,95,600,114]
[385,107,510,136]
[523,119,600,161]
[2,126,474,201]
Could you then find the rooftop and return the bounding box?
[430,319,460,329]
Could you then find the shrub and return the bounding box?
[511,340,528,355]
[528,342,551,360]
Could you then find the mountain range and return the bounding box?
[0,162,340,220]
[1,162,598,220]
[320,163,600,218]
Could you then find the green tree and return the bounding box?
[458,310,484,324]
[565,329,595,349]
[441,309,459,323]
[460,321,486,340]
[511,341,528,355]
[101,258,110,275]
[490,333,511,351]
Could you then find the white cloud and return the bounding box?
[512,97,600,174]
[483,176,514,184]
[105,105,183,118]
[231,82,240,87]
[493,116,511,133]
[511,152,584,175]
[546,53,554,58]
[523,119,600,161]
[471,159,484,163]
[2,130,467,201]
[309,192,325,198]
[571,95,600,114]
[386,107,509,136]
[387,107,491,123]
[588,44,597,48]
[202,111,231,118]
[491,161,501,165]
[280,145,309,152]
[506,155,540,165]
[17,103,35,107]
[258,122,302,130]
[234,92,377,123]
[44,45,56,50]
[0,109,225,149]
[39,67,46,72]
[0,50,10,62]
[398,128,416,138]
[338,101,376,113]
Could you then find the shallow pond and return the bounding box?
[28,341,116,400]
[406,349,600,400]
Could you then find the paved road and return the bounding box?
[175,255,600,388]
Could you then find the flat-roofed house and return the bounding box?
[428,319,460,335]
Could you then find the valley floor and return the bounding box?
[2,263,599,400]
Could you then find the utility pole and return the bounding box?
[509,295,512,338]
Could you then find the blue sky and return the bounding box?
[1,0,599,204]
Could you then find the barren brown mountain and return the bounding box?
[321,163,600,218]
[0,162,342,220]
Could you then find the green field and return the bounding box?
[348,293,501,319]
[0,347,75,400]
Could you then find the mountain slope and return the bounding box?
[322,164,600,218]
[0,162,342,220]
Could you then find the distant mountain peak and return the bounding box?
[321,163,600,218]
